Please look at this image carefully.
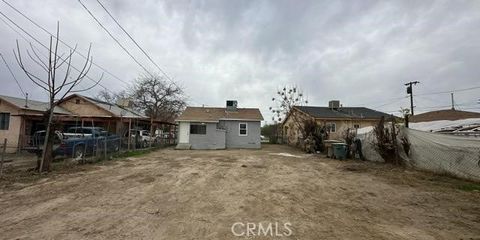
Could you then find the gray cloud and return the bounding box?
[1,0,479,123]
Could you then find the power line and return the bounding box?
[382,102,480,113]
[356,83,480,108]
[0,11,112,94]
[1,0,130,88]
[0,52,25,96]
[95,0,178,87]
[356,96,408,107]
[415,85,480,96]
[78,0,155,78]
[372,96,408,109]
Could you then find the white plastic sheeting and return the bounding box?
[410,118,480,132]
[399,128,480,181]
[358,126,480,181]
[357,129,385,163]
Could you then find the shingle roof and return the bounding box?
[410,109,480,123]
[295,106,391,119]
[82,96,146,118]
[176,107,264,122]
[0,94,71,115]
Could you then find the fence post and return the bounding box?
[1,138,7,177]
[104,138,107,160]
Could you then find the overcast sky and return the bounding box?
[1,0,479,123]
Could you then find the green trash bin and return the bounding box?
[332,143,347,160]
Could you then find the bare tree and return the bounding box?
[270,86,309,142]
[96,89,129,104]
[13,23,102,172]
[131,74,185,141]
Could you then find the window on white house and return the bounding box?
[0,113,10,130]
[326,122,336,133]
[190,124,206,135]
[239,123,247,136]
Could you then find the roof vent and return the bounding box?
[329,100,340,110]
[226,100,238,111]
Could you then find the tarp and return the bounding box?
[399,128,480,182]
[358,126,480,181]
[410,118,480,132]
[357,129,384,163]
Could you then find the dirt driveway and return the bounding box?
[0,145,479,239]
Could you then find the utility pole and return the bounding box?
[451,92,455,110]
[405,81,420,115]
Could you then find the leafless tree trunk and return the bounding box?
[131,74,185,146]
[13,23,102,172]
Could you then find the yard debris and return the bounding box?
[269,153,303,158]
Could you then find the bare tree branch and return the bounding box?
[12,23,103,172]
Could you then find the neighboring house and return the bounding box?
[409,109,480,137]
[282,100,391,145]
[0,93,176,153]
[0,95,71,153]
[57,94,148,134]
[410,109,480,123]
[175,100,264,149]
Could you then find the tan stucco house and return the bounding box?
[0,94,175,153]
[0,95,71,153]
[282,100,391,145]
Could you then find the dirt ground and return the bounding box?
[0,144,479,239]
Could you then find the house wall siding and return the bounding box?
[59,97,112,116]
[221,120,261,149]
[282,109,311,145]
[282,108,381,145]
[315,119,378,139]
[0,100,22,153]
[189,122,226,149]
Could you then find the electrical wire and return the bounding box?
[0,11,112,94]
[0,52,25,97]
[1,0,130,88]
[356,96,408,107]
[371,96,408,109]
[95,0,178,88]
[78,0,155,78]
[415,85,480,96]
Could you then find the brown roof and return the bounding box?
[176,107,263,122]
[410,109,480,123]
[0,94,71,115]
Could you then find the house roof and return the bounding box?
[410,109,480,123]
[176,107,264,122]
[0,94,71,115]
[59,94,146,118]
[295,106,391,119]
[82,95,146,118]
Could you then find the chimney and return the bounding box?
[116,98,133,108]
[24,93,29,108]
[226,100,238,111]
[328,100,340,110]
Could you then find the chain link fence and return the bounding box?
[0,135,177,176]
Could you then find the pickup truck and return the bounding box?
[28,128,120,159]
[125,129,157,148]
[63,126,105,139]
